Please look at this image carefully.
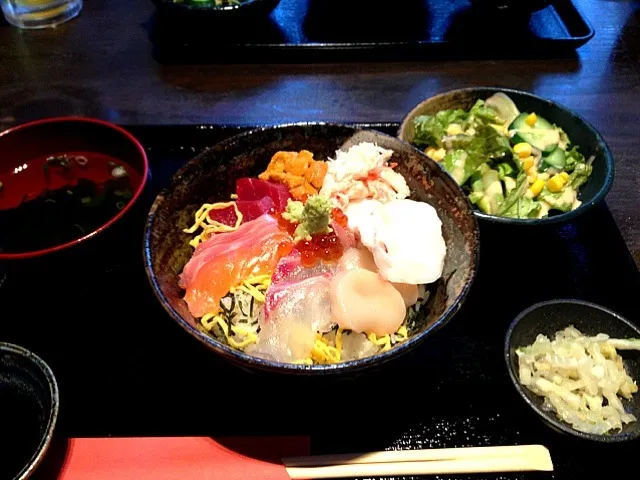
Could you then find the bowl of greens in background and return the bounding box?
[468,0,554,16]
[151,0,282,21]
[398,87,614,225]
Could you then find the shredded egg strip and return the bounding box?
[230,274,272,303]
[311,334,341,364]
[199,275,271,349]
[184,201,243,248]
[300,324,410,365]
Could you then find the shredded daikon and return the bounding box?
[516,326,640,435]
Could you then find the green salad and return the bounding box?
[411,92,594,219]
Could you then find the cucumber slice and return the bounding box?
[504,176,517,195]
[512,129,560,154]
[485,93,520,125]
[509,112,554,131]
[542,147,566,170]
[509,112,559,153]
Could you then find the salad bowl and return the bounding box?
[398,87,614,225]
[151,0,282,21]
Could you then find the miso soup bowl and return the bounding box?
[143,123,479,375]
[0,117,149,260]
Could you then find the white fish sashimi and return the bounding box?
[344,198,446,285]
[248,275,335,363]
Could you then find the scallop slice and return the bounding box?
[338,246,378,272]
[391,282,419,308]
[329,267,406,336]
[338,247,419,307]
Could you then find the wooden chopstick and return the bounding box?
[283,444,553,479]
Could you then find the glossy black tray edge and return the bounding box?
[5,122,640,480]
[149,0,595,63]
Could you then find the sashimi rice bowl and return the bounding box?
[144,125,479,372]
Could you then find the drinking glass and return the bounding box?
[1,0,82,29]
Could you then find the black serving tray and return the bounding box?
[2,123,638,480]
[149,0,594,63]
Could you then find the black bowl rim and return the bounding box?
[0,342,59,480]
[152,0,275,12]
[397,86,615,226]
[143,121,480,374]
[504,298,640,443]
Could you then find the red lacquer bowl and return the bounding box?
[0,117,149,260]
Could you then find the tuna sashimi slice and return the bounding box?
[236,178,291,212]
[207,205,238,227]
[179,214,293,318]
[239,197,275,222]
[208,197,276,227]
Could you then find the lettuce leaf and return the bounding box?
[564,146,586,172]
[412,109,467,148]
[411,103,500,149]
[569,162,593,189]
[497,172,529,215]
[468,99,501,125]
[501,196,541,219]
[442,150,468,185]
[539,187,576,212]
[440,125,512,185]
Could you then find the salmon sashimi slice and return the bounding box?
[179,213,293,318]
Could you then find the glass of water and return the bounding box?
[1,0,82,29]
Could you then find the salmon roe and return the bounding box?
[332,207,348,228]
[277,212,297,236]
[296,231,343,268]
[276,241,293,257]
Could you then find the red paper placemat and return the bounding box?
[33,436,310,480]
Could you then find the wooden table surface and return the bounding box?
[0,0,638,264]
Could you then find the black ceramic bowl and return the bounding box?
[143,123,479,375]
[398,87,615,226]
[505,299,640,442]
[151,0,281,21]
[0,343,59,479]
[469,0,553,16]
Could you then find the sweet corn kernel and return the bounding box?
[513,143,532,159]
[529,178,545,197]
[522,156,535,171]
[528,172,538,184]
[425,147,446,162]
[446,123,463,136]
[547,174,567,193]
[560,171,570,181]
[525,113,538,127]
[539,172,550,181]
